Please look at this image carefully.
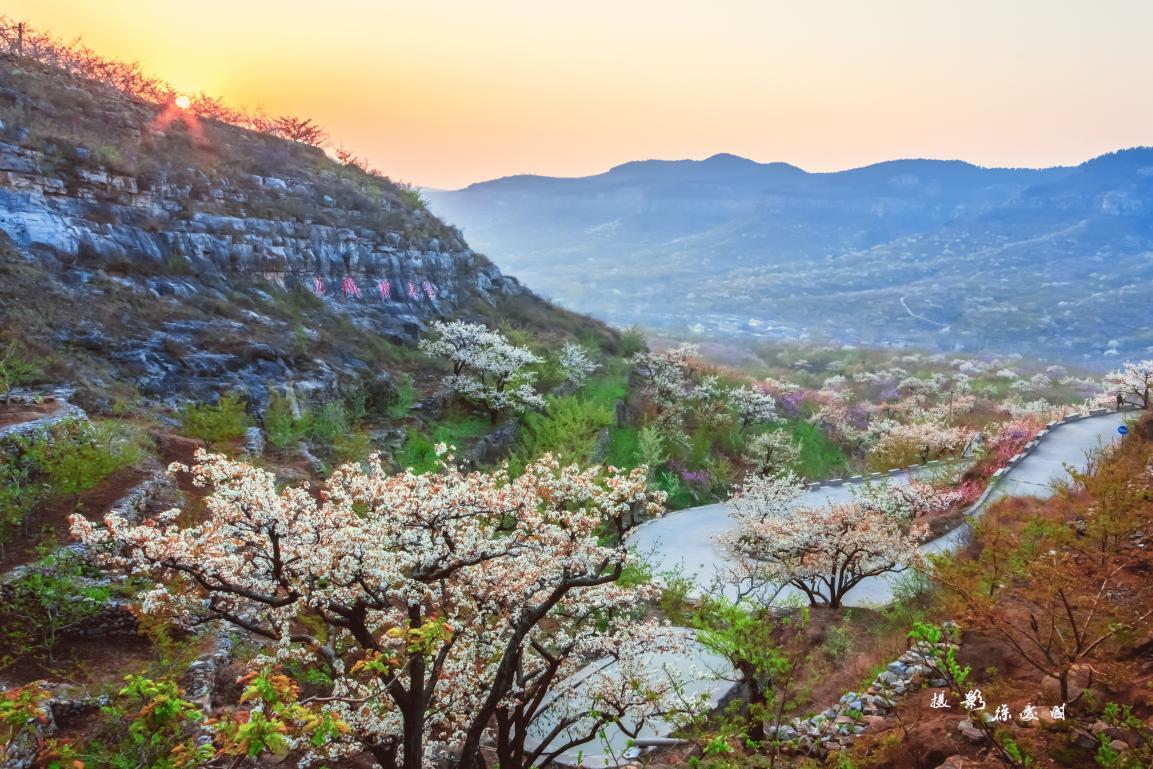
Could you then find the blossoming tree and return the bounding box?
[726,385,778,428]
[1103,360,1153,409]
[419,320,545,420]
[70,450,689,769]
[558,342,599,388]
[742,430,802,476]
[724,474,927,608]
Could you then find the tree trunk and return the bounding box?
[746,671,767,743]
[368,741,398,769]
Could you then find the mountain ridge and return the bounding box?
[428,147,1153,365]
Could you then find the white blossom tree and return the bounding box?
[1103,360,1153,409]
[724,474,927,608]
[557,342,599,388]
[631,343,698,416]
[853,479,963,521]
[726,385,778,428]
[420,320,545,420]
[70,450,688,769]
[742,430,802,476]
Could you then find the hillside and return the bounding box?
[0,52,610,412]
[428,150,1153,365]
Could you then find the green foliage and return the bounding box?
[397,182,428,210]
[177,393,250,446]
[604,426,640,467]
[309,401,349,445]
[264,392,366,460]
[637,424,667,474]
[395,415,491,473]
[331,430,374,465]
[45,675,210,769]
[1094,703,1153,768]
[388,374,418,418]
[216,669,347,760]
[908,621,969,687]
[0,447,45,551]
[688,597,809,750]
[823,621,854,661]
[619,325,647,357]
[785,420,849,479]
[1,684,50,757]
[0,545,112,662]
[655,470,695,510]
[509,394,615,473]
[0,341,44,398]
[264,392,308,451]
[17,419,145,502]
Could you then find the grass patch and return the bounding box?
[395,414,492,474]
[768,420,848,480]
[604,426,641,468]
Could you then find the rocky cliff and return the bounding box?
[0,54,577,411]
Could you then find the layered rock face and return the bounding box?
[0,59,528,407]
[0,136,520,341]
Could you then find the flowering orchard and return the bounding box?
[69,449,697,769]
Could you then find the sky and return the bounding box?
[7,1,1153,189]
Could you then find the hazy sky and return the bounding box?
[8,1,1152,188]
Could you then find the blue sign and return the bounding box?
[1118,425,1130,436]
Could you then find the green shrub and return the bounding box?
[395,415,492,474]
[332,431,374,465]
[387,375,418,418]
[0,449,45,556]
[18,419,144,503]
[637,425,667,475]
[397,182,428,210]
[509,394,615,473]
[308,402,349,445]
[394,429,439,474]
[264,392,309,451]
[604,426,641,468]
[177,394,250,446]
[823,622,854,661]
[45,675,211,769]
[619,325,647,357]
[0,545,112,661]
[0,341,44,399]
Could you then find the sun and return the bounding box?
[174,94,191,110]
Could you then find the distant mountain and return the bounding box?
[428,150,1153,365]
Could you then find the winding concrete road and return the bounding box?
[531,410,1134,765]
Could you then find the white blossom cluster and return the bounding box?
[1103,360,1153,408]
[558,342,600,387]
[420,320,545,416]
[70,450,696,768]
[722,472,928,607]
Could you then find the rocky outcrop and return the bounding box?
[0,136,520,340]
[773,621,963,758]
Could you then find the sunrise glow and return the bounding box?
[5,1,1153,189]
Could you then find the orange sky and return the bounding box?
[7,1,1152,188]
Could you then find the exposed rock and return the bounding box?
[464,420,520,467]
[243,426,266,456]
